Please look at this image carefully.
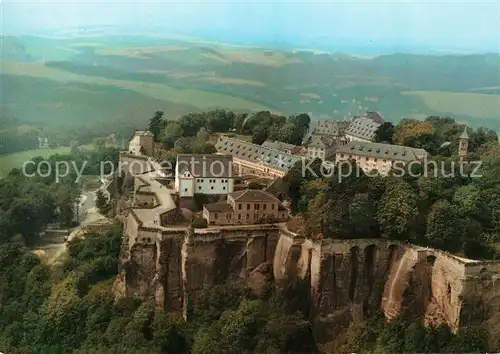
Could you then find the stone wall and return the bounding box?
[118,223,280,318]
[271,232,500,347]
[117,215,500,348]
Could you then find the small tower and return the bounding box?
[458,125,469,157]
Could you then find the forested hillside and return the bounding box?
[0,112,498,353]
[284,117,500,260]
[2,35,499,156]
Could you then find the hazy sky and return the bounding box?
[3,0,500,52]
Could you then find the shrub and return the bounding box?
[192,217,208,229]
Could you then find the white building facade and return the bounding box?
[175,154,234,198]
[335,141,428,176]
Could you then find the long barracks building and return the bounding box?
[215,136,302,178]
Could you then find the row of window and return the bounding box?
[237,203,274,210]
[198,186,226,191]
[213,213,265,220]
[339,154,389,163]
[196,179,229,183]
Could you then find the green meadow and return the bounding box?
[2,35,500,148]
[0,145,96,178]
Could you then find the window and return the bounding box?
[246,214,250,219]
[226,213,232,219]
[223,186,226,190]
[247,204,250,210]
[198,186,202,190]
[238,214,241,220]
[254,204,260,210]
[211,186,214,190]
[271,204,275,210]
[184,188,188,192]
[263,204,267,210]
[214,213,218,219]
[238,204,242,210]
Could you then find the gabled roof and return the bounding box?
[215,136,301,173]
[365,112,385,124]
[302,119,344,144]
[203,201,234,213]
[261,140,299,152]
[345,116,382,141]
[176,154,232,178]
[336,141,428,162]
[229,189,280,203]
[459,126,470,140]
[130,130,153,140]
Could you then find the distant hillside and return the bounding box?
[2,35,500,133]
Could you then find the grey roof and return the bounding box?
[177,154,232,178]
[129,130,153,143]
[203,201,234,213]
[215,136,301,172]
[302,119,344,144]
[459,126,470,140]
[345,116,382,141]
[134,130,153,137]
[336,141,428,162]
[261,140,299,152]
[229,189,281,203]
[305,135,335,149]
[364,112,385,124]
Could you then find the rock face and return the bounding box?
[115,217,280,318]
[115,222,500,348]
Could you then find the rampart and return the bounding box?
[115,149,500,349]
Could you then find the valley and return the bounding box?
[3,36,500,147]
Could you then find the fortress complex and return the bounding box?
[115,130,500,349]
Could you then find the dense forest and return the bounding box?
[284,116,500,259]
[0,111,499,353]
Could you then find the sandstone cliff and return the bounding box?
[116,221,500,348]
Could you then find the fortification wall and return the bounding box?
[118,200,500,348]
[270,233,500,345]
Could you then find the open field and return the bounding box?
[0,145,94,177]
[210,48,302,67]
[195,75,266,86]
[3,35,500,136]
[3,61,271,111]
[99,45,189,58]
[402,91,500,120]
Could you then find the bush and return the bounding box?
[192,217,208,229]
[255,216,279,224]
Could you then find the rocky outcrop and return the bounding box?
[116,224,500,348]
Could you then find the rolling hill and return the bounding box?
[2,35,500,138]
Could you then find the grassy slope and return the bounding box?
[3,61,271,111]
[0,144,95,178]
[2,74,201,127]
[403,91,500,121]
[0,147,71,177]
[3,36,500,131]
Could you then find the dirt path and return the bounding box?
[34,206,108,266]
